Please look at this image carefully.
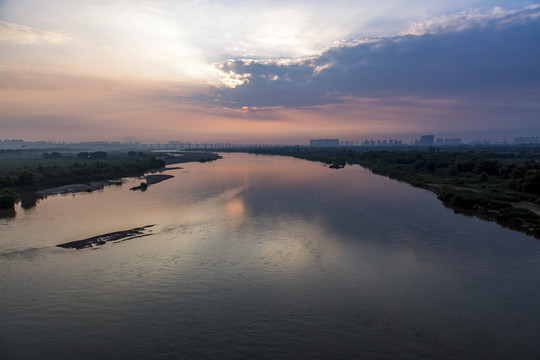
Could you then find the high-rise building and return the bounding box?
[417,135,434,146]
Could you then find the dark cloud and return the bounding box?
[207,6,540,109]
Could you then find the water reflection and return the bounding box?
[1,153,540,359]
[225,196,245,218]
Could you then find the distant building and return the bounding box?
[310,139,340,147]
[470,139,492,145]
[514,136,539,145]
[416,135,434,146]
[436,138,462,145]
[361,139,404,146]
[78,141,109,145]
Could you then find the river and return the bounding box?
[1,153,540,359]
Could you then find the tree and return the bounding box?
[480,172,488,182]
[17,171,39,187]
[0,194,15,209]
[42,152,63,159]
[425,160,437,172]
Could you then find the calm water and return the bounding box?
[1,153,540,359]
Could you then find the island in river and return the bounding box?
[57,225,156,249]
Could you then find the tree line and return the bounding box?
[0,154,165,209]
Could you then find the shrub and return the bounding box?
[447,164,458,176]
[456,161,475,173]
[0,194,16,209]
[473,159,502,175]
[480,172,488,182]
[425,160,437,172]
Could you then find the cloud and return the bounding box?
[205,5,540,110]
[403,4,540,35]
[0,21,71,44]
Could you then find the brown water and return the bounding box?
[1,153,540,359]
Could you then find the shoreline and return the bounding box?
[36,181,108,196]
[413,182,540,239]
[34,151,221,196]
[0,150,222,214]
[159,151,222,165]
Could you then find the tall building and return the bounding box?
[417,135,434,146]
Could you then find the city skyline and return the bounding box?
[1,133,539,150]
[1,1,539,143]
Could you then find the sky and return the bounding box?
[1,0,539,144]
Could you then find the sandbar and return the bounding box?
[36,182,107,196]
[57,225,155,249]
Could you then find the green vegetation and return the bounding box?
[0,150,165,210]
[220,146,540,239]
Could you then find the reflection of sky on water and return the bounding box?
[2,153,540,359]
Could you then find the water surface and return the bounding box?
[1,153,540,359]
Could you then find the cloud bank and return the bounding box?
[209,6,540,110]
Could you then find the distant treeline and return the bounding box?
[231,147,540,195]
[0,153,165,209]
[42,151,149,160]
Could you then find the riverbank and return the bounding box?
[217,147,540,239]
[160,151,222,165]
[0,150,222,211]
[37,182,108,196]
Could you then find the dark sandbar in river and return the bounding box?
[57,225,155,249]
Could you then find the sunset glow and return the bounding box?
[1,0,539,143]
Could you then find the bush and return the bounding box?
[18,171,40,187]
[447,164,458,176]
[0,194,16,209]
[413,160,426,169]
[473,159,502,175]
[520,170,540,194]
[20,192,40,209]
[425,160,437,172]
[455,161,475,173]
[499,165,515,179]
[42,152,63,159]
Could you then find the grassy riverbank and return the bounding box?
[0,150,165,210]
[220,146,540,239]
[0,149,221,212]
